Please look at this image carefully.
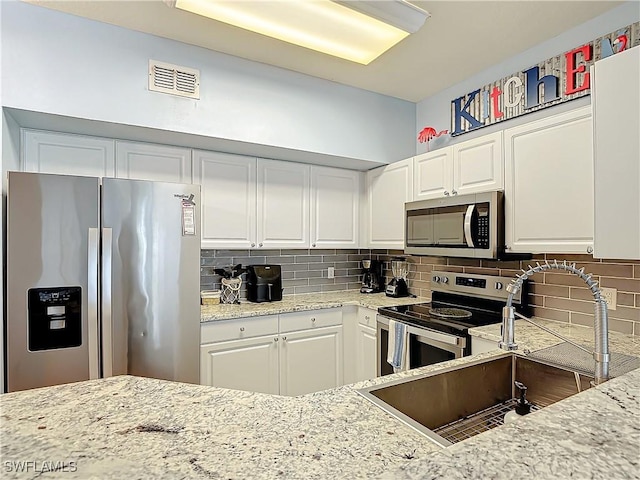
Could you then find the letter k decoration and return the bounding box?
[418,126,449,151]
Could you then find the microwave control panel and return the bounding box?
[475,206,490,248]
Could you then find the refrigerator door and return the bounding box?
[5,172,100,392]
[102,178,201,384]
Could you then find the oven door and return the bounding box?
[377,316,467,377]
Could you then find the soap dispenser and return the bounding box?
[504,381,532,424]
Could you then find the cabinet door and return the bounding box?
[22,129,115,177]
[355,323,377,382]
[453,131,503,196]
[194,151,257,249]
[257,159,310,249]
[115,141,191,183]
[200,335,279,394]
[413,148,452,200]
[366,159,413,248]
[279,325,343,396]
[593,48,640,260]
[504,107,593,254]
[310,166,360,248]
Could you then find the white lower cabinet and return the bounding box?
[279,325,343,396]
[354,307,378,382]
[200,335,279,395]
[200,309,344,396]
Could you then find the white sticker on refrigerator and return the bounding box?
[182,201,196,236]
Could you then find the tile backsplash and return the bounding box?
[404,253,640,336]
[201,250,639,335]
[201,249,369,297]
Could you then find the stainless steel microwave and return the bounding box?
[405,191,504,259]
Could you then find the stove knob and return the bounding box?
[441,276,449,284]
[432,275,441,283]
[495,282,503,290]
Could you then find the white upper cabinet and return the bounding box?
[310,166,360,249]
[413,148,451,200]
[504,106,593,254]
[452,132,504,196]
[115,141,191,183]
[193,150,257,249]
[257,159,310,249]
[366,159,413,249]
[592,47,640,260]
[413,131,503,201]
[22,129,115,177]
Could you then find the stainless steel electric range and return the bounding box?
[377,270,529,376]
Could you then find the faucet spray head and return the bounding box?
[499,306,518,351]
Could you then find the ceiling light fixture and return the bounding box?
[169,0,429,65]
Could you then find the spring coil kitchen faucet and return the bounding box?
[500,259,610,385]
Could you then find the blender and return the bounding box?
[385,258,410,297]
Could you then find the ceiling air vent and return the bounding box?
[148,60,200,99]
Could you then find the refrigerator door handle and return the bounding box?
[88,228,100,379]
[101,227,114,377]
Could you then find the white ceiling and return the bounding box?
[26,1,623,102]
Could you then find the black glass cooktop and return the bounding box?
[378,301,503,336]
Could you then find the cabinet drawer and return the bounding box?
[279,308,342,333]
[201,315,279,344]
[358,308,377,327]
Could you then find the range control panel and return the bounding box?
[431,270,522,303]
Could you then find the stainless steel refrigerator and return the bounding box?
[5,171,201,392]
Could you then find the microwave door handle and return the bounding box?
[464,204,476,248]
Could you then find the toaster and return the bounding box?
[246,265,283,303]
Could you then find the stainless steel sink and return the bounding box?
[357,353,593,447]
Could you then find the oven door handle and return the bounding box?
[464,204,476,248]
[378,316,465,347]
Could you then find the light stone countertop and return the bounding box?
[469,317,640,354]
[201,291,427,322]
[2,318,639,479]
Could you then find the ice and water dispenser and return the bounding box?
[27,287,82,351]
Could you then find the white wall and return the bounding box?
[416,1,640,154]
[0,1,416,167]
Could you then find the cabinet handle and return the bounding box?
[505,245,511,251]
[587,246,593,254]
[452,190,458,195]
[239,327,245,332]
[312,243,316,248]
[251,243,255,247]
[282,336,287,341]
[365,315,370,321]
[274,337,279,342]
[444,191,450,196]
[259,243,263,247]
[311,317,316,322]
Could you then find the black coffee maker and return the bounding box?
[360,259,383,294]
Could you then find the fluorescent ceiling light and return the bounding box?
[171,0,429,65]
